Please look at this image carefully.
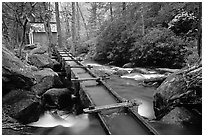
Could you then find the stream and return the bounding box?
[28,60,201,135]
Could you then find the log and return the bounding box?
[71,77,100,82]
[70,65,93,68]
[83,100,141,113]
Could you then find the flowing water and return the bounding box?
[28,60,201,135]
[29,111,106,135]
[82,61,202,135]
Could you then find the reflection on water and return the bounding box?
[137,100,156,119]
[105,76,156,119]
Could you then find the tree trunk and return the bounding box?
[122,2,126,11]
[77,3,89,40]
[141,3,145,36]
[76,2,80,42]
[19,18,28,57]
[63,4,71,40]
[92,2,97,28]
[110,2,113,21]
[55,2,63,49]
[197,2,202,57]
[43,2,54,57]
[71,2,76,55]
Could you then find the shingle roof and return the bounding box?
[30,22,57,32]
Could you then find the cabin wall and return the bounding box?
[32,32,57,46]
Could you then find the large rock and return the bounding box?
[29,45,48,55]
[32,68,63,95]
[153,64,202,120]
[113,68,130,76]
[24,43,40,51]
[160,107,201,125]
[2,45,36,94]
[2,109,27,135]
[2,89,43,124]
[122,62,134,68]
[28,54,60,69]
[42,88,73,109]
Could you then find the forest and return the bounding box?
[2,2,202,135]
[2,2,202,69]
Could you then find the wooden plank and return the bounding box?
[70,65,93,68]
[83,101,140,113]
[64,59,83,61]
[71,77,100,82]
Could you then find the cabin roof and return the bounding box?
[30,22,57,33]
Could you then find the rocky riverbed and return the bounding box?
[2,44,202,135]
[82,60,202,135]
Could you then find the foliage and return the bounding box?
[131,27,188,68]
[168,10,198,36]
[2,2,55,50]
[2,2,35,49]
[93,2,200,68]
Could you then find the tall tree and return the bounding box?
[43,2,54,57]
[71,2,76,55]
[18,2,37,57]
[141,3,145,35]
[61,3,71,39]
[77,3,89,40]
[122,2,126,11]
[110,2,113,21]
[76,2,81,41]
[55,2,63,48]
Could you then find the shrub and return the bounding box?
[130,28,188,68]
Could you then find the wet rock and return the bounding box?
[42,88,73,109]
[160,107,201,126]
[2,109,26,135]
[29,45,47,55]
[2,45,35,94]
[122,62,133,68]
[112,67,130,76]
[131,67,150,74]
[32,68,63,95]
[24,43,40,51]
[153,64,202,120]
[28,54,60,69]
[2,89,42,124]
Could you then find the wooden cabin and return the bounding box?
[29,22,57,46]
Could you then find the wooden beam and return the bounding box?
[70,65,93,68]
[71,77,100,82]
[64,59,83,61]
[83,100,141,113]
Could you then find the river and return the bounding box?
[28,60,201,135]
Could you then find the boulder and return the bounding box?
[153,64,202,120]
[131,67,150,74]
[29,45,48,55]
[42,88,73,109]
[160,107,201,125]
[122,62,133,68]
[2,45,36,94]
[2,89,43,124]
[113,69,129,76]
[28,54,60,69]
[2,109,26,135]
[32,68,63,95]
[24,43,40,51]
